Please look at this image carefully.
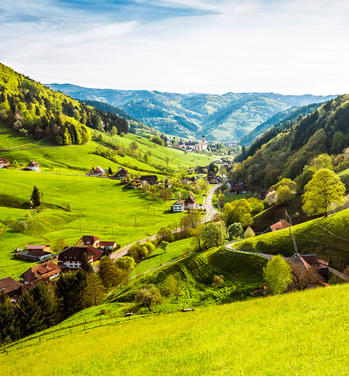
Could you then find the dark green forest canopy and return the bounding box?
[232,94,349,190]
[0,63,129,145]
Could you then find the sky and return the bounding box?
[1,0,349,95]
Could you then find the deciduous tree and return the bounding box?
[263,255,292,294]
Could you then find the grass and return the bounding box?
[130,237,194,278]
[0,169,186,279]
[112,247,267,311]
[234,207,349,270]
[1,284,349,375]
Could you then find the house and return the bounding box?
[21,261,61,284]
[114,168,129,180]
[15,245,53,262]
[126,178,143,189]
[184,194,197,210]
[99,241,117,252]
[0,158,8,169]
[140,175,158,185]
[267,220,291,233]
[94,166,105,176]
[198,136,208,152]
[288,253,329,284]
[58,246,102,269]
[26,161,40,171]
[172,199,185,212]
[230,182,248,194]
[0,277,24,298]
[77,235,100,248]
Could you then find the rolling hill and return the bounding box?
[232,94,349,190]
[47,83,334,142]
[2,283,348,375]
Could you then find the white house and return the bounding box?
[27,161,40,171]
[172,199,184,212]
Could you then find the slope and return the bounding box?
[232,94,349,190]
[1,284,348,375]
[47,83,334,141]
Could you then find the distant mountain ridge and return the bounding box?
[48,83,335,142]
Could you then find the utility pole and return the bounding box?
[285,210,298,254]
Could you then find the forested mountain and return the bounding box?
[0,64,129,145]
[239,102,323,146]
[48,83,334,141]
[232,95,349,190]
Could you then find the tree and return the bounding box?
[135,286,162,311]
[263,255,292,294]
[244,226,255,238]
[310,153,333,171]
[0,293,19,344]
[81,273,105,307]
[180,210,201,234]
[31,186,41,207]
[31,281,57,328]
[160,275,181,299]
[157,226,174,242]
[200,222,227,249]
[143,153,150,164]
[159,241,169,253]
[227,223,243,240]
[190,225,202,251]
[115,256,135,271]
[98,257,125,288]
[107,167,113,176]
[212,275,224,288]
[302,169,346,216]
[17,292,44,337]
[224,199,253,227]
[81,252,93,273]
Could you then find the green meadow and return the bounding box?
[2,284,348,375]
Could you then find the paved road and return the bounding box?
[109,184,220,262]
[224,242,273,260]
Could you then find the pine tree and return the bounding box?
[81,273,105,307]
[108,167,113,176]
[17,292,44,337]
[81,252,93,273]
[31,186,41,208]
[0,293,19,344]
[31,282,57,328]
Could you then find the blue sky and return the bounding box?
[1,0,348,94]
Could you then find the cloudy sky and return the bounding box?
[1,0,348,94]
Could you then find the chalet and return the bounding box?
[140,175,158,185]
[21,261,61,285]
[26,161,40,171]
[0,277,24,299]
[77,235,100,248]
[172,199,185,212]
[94,166,105,176]
[114,168,129,180]
[15,245,53,262]
[0,158,8,169]
[58,246,102,269]
[185,194,197,210]
[100,241,117,252]
[230,182,248,194]
[288,253,329,284]
[266,220,291,233]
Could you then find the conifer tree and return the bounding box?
[0,293,19,344]
[17,292,44,337]
[81,273,105,307]
[31,282,57,328]
[31,186,41,207]
[81,252,93,273]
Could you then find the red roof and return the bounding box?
[270,220,291,232]
[0,158,8,165]
[21,261,61,283]
[100,241,116,246]
[28,161,40,167]
[26,245,49,250]
[0,277,23,294]
[81,235,100,246]
[58,246,102,263]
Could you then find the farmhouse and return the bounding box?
[77,235,100,248]
[230,182,248,194]
[21,261,61,285]
[0,158,8,168]
[184,195,197,210]
[140,175,158,185]
[114,168,129,180]
[100,241,117,252]
[58,246,102,269]
[15,245,53,261]
[267,220,291,233]
[172,199,185,212]
[26,161,40,171]
[0,277,24,299]
[288,253,329,284]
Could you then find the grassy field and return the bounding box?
[130,237,194,278]
[113,247,267,311]
[0,169,186,279]
[2,284,348,375]
[234,208,349,270]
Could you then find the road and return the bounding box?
[224,242,273,260]
[109,184,220,262]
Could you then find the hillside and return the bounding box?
[235,207,349,271]
[232,94,349,190]
[0,63,129,145]
[2,284,348,375]
[48,83,334,141]
[239,102,323,146]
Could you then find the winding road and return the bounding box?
[109,184,220,262]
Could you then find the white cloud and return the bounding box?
[0,0,348,94]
